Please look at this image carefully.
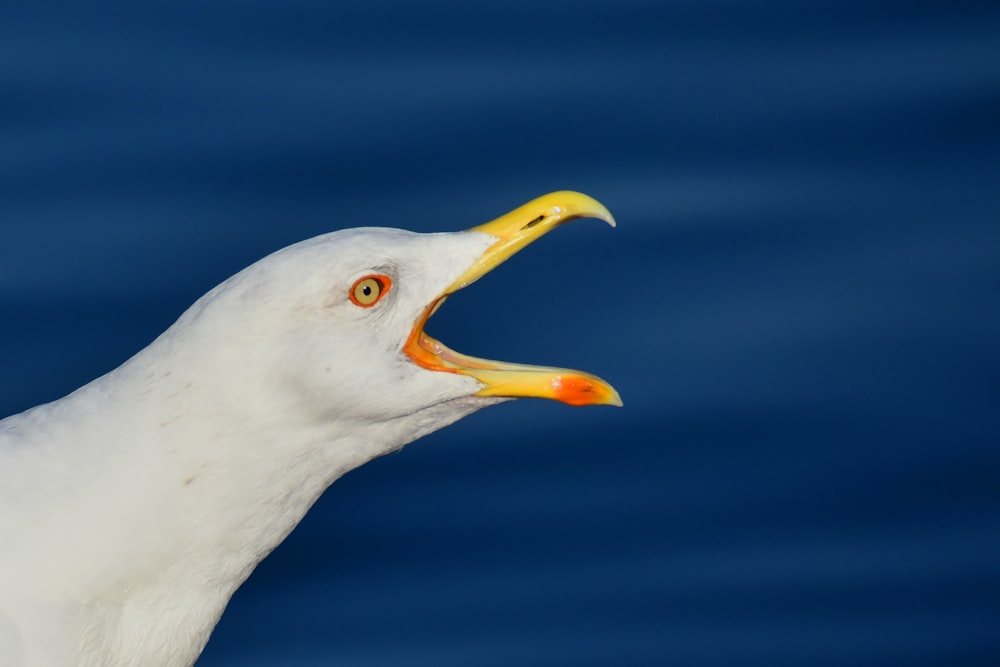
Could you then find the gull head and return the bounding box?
[167,191,621,443]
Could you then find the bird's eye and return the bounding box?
[349,275,391,307]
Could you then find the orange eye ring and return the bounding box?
[349,274,391,307]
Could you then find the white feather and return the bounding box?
[0,227,504,666]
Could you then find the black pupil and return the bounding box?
[362,284,372,296]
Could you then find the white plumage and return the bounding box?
[0,192,618,666]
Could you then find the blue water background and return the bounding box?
[2,1,999,664]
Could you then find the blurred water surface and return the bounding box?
[1,1,999,665]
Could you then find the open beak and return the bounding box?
[403,191,622,407]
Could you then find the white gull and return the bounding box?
[0,191,620,666]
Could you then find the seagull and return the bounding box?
[0,191,620,667]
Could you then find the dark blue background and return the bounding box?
[2,1,999,664]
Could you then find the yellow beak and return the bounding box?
[403,191,622,407]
